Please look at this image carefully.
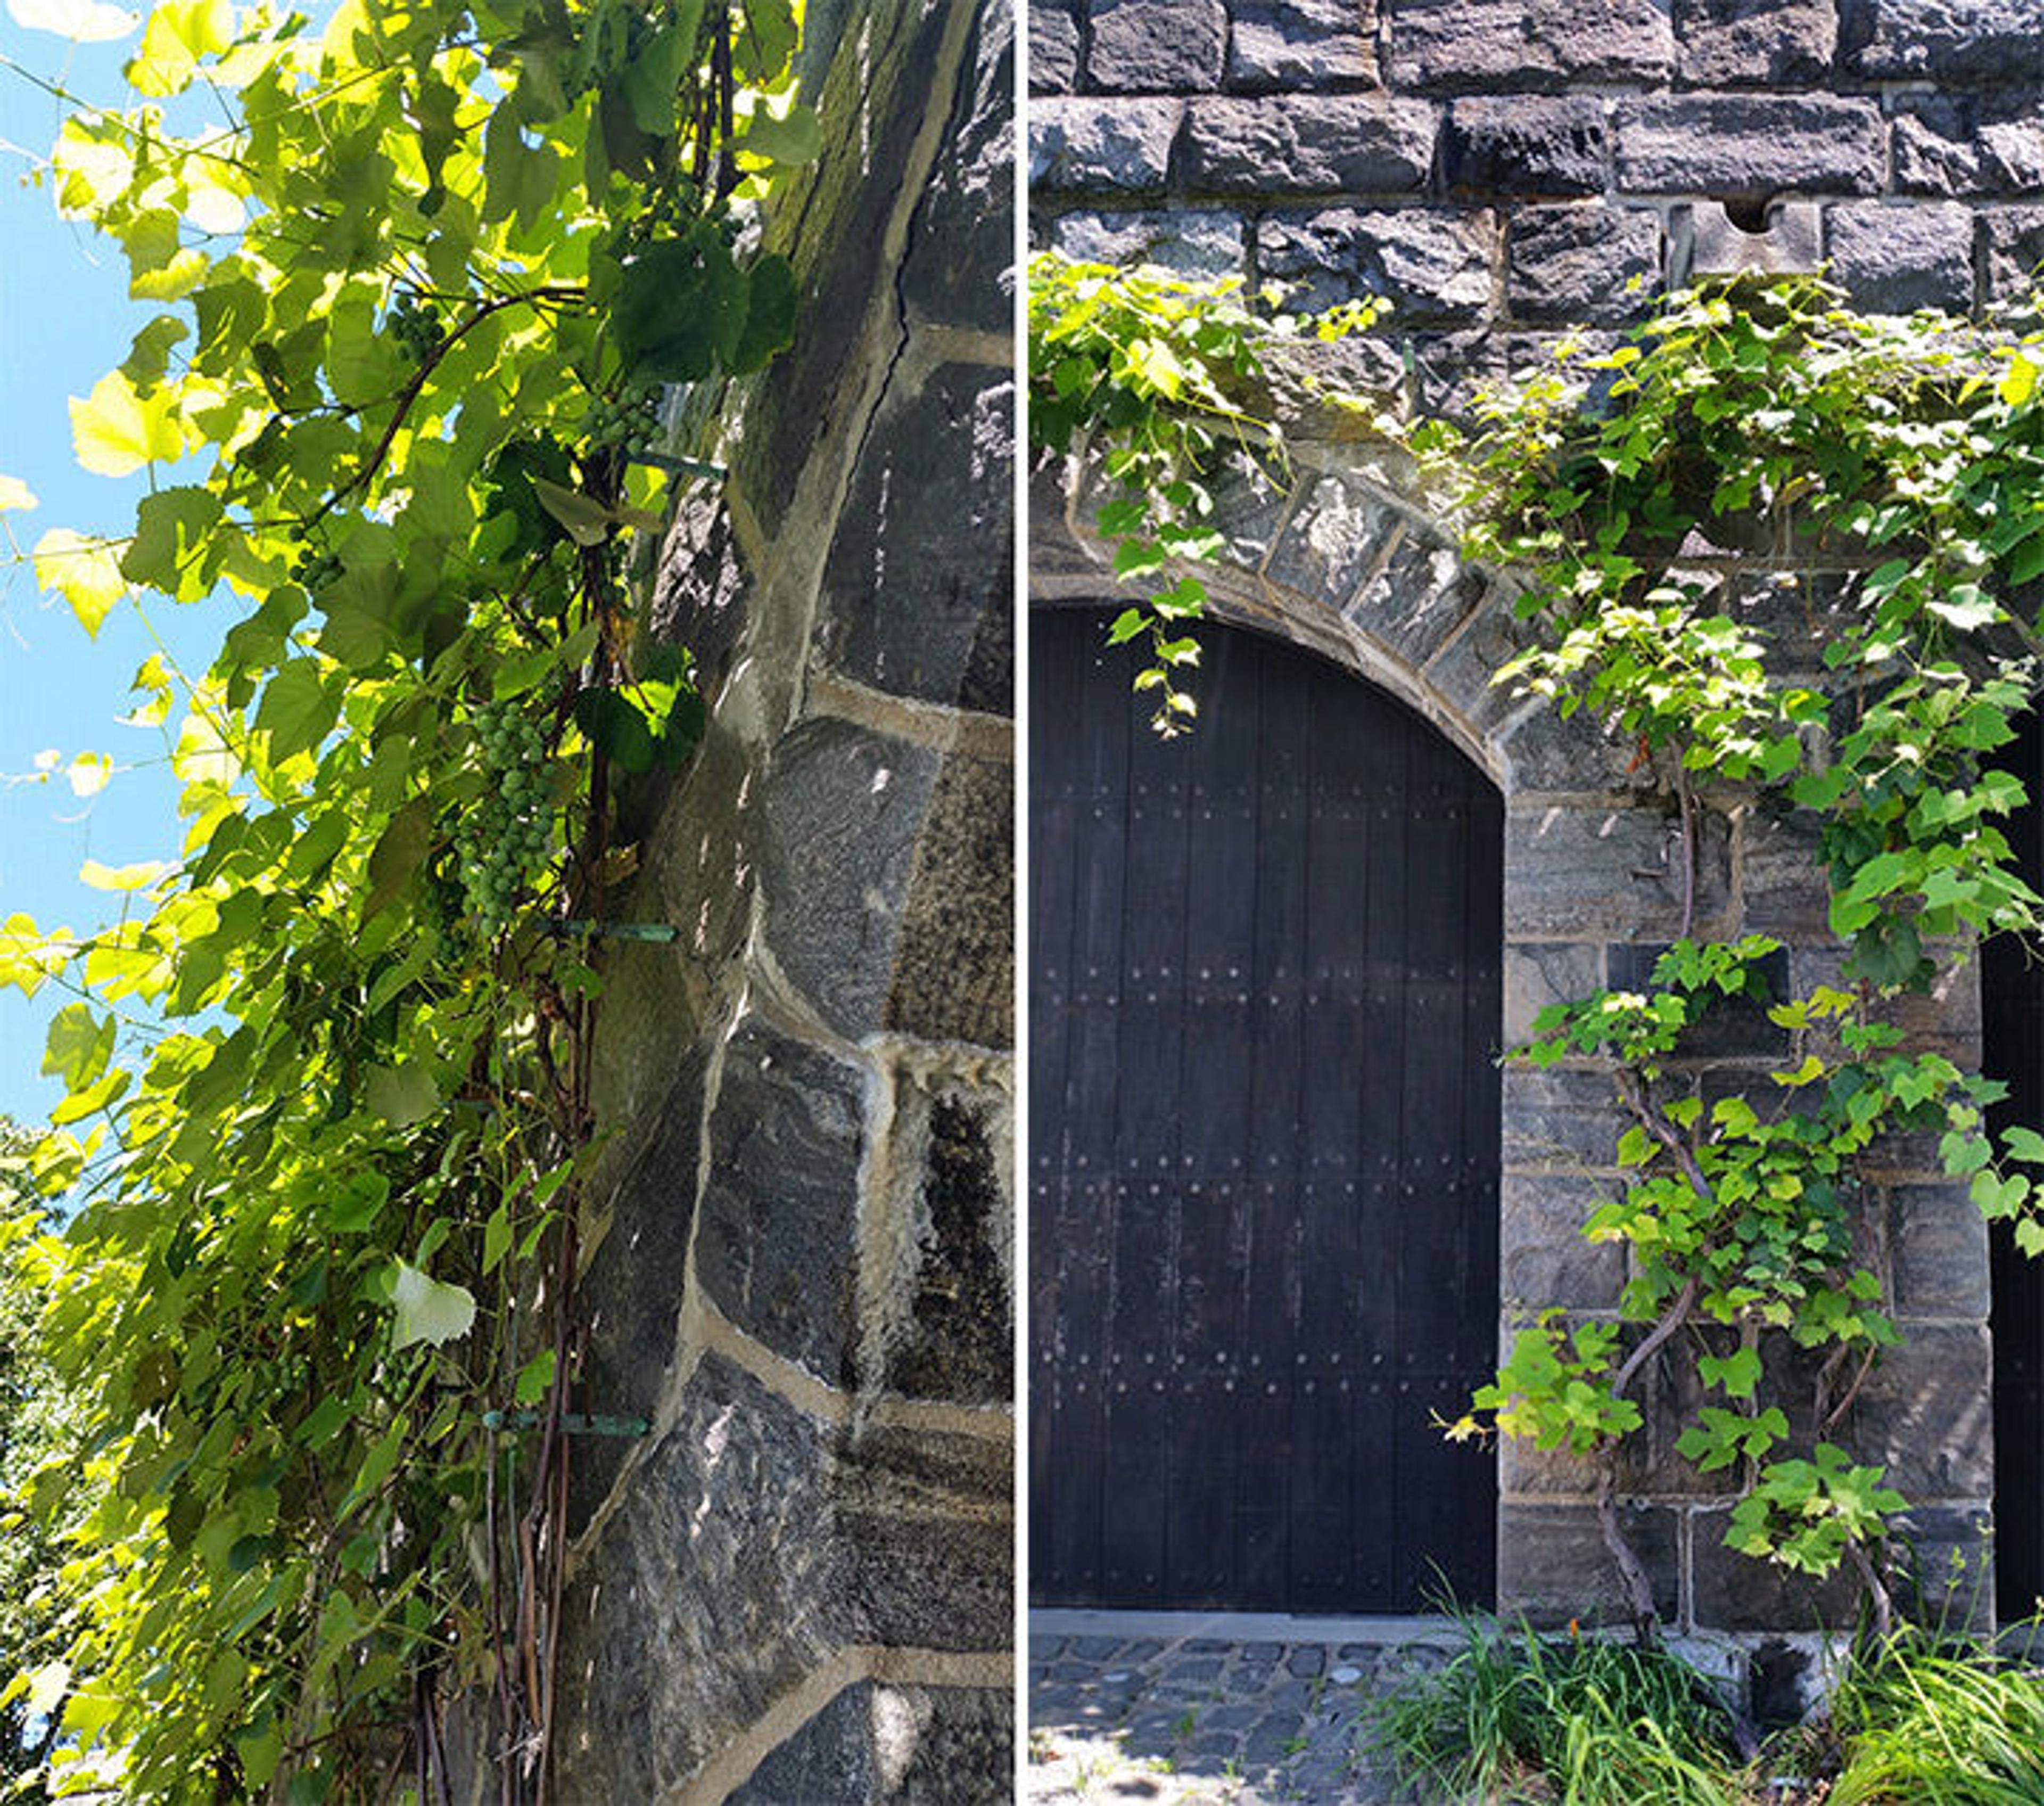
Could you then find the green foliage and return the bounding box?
[0,0,810,1794]
[1026,251,1382,734]
[1726,1446,1907,1577]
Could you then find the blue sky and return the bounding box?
[1,16,225,1128]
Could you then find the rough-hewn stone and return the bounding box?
[1981,206,2044,302]
[1030,96,1181,191]
[886,754,1016,1047]
[1442,96,1608,198]
[1690,1508,1862,1630]
[1501,1065,1624,1172]
[816,362,1013,711]
[1227,0,1378,91]
[903,0,1014,335]
[1506,205,1662,324]
[1840,0,2044,84]
[1385,0,1676,93]
[1825,201,1975,315]
[1503,942,1605,1042]
[1615,94,1885,197]
[1031,0,1082,93]
[1500,1172,1625,1308]
[1674,199,1824,281]
[1505,802,1734,941]
[1263,474,1405,604]
[1892,95,2044,196]
[1085,0,1226,91]
[1854,1326,1994,1498]
[1673,0,1838,86]
[1497,1501,1681,1628]
[1178,95,1436,195]
[1258,207,1497,321]
[1346,529,1488,669]
[1048,207,1247,278]
[1889,1181,1992,1319]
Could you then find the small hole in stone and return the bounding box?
[1722,196,1773,235]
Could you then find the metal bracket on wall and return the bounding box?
[481,1409,652,1438]
[628,451,728,484]
[548,920,683,944]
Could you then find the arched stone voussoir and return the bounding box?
[1032,440,1635,796]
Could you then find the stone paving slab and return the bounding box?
[1026,1612,1461,1805]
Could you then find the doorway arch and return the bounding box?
[1029,606,1502,1612]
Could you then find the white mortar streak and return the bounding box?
[806,667,1015,764]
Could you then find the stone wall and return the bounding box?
[1030,0,2041,1647]
[525,2,1017,1798]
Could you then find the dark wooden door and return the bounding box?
[1030,609,1501,1613]
[1985,709,2044,1620]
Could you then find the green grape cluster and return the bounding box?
[388,290,445,363]
[457,701,553,935]
[580,377,665,456]
[292,545,342,592]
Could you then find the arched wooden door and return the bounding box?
[1030,609,1502,1613]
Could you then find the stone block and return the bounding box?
[1672,199,1823,281]
[1202,447,1290,567]
[696,1017,866,1382]
[902,0,1013,336]
[1085,0,1226,91]
[1502,1064,1624,1171]
[869,1089,1014,1403]
[1853,1325,1993,1498]
[1423,579,1537,736]
[837,1423,1014,1648]
[1614,95,1884,198]
[1888,1181,1991,1319]
[1738,807,1832,937]
[1503,941,1605,1042]
[1673,0,1839,86]
[1890,1503,1995,1631]
[1352,529,1487,670]
[1982,207,2044,303]
[1259,207,1498,322]
[1501,1171,1627,1308]
[886,752,1015,1047]
[1032,0,1082,92]
[1608,941,1791,1060]
[1840,0,2044,84]
[1505,801,1734,941]
[652,489,751,699]
[725,1684,877,1804]
[1049,208,1248,280]
[552,1353,842,1800]
[1689,1507,1864,1630]
[1497,1500,1681,1628]
[1265,473,1406,605]
[1178,95,1436,195]
[1029,96,1181,191]
[816,362,1013,712]
[1506,204,1662,325]
[1826,202,1975,316]
[1227,0,1379,90]
[1385,0,1676,92]
[1894,96,2044,197]
[759,716,943,1037]
[1785,943,1981,1066]
[1442,96,1608,198]
[1498,701,1642,794]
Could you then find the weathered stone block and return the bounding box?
[1385,0,1676,92]
[902,0,1013,336]
[1505,802,1734,941]
[553,1353,842,1800]
[1890,1503,1994,1631]
[886,753,1015,1047]
[725,1684,877,1804]
[1608,941,1791,1059]
[1424,581,1537,736]
[1738,807,1832,937]
[1259,207,1498,321]
[1690,1508,1864,1630]
[697,1018,866,1381]
[1178,95,1436,195]
[837,1424,1013,1648]
[1227,0,1379,91]
[1826,202,1975,316]
[1672,199,1823,281]
[1786,944,1981,1066]
[1853,1325,1993,1498]
[1049,207,1248,279]
[1265,473,1405,604]
[1348,528,1487,670]
[1032,0,1082,93]
[1086,0,1226,91]
[759,716,943,1036]
[1501,1171,1626,1308]
[1982,207,2044,303]
[1029,96,1181,191]
[817,362,1013,712]
[1840,0,2044,84]
[653,489,751,699]
[1443,96,1608,198]
[1614,95,1884,197]
[1202,447,1290,566]
[1502,1065,1625,1172]
[1498,700,1641,793]
[1894,96,2044,196]
[1498,1500,1681,1628]
[1503,941,1605,1042]
[1506,205,1662,325]
[1889,1182,1991,1319]
[1674,0,1838,86]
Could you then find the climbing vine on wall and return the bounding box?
[1028,255,2044,1638]
[0,0,810,1795]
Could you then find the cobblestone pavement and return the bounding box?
[1027,1613,1458,1805]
